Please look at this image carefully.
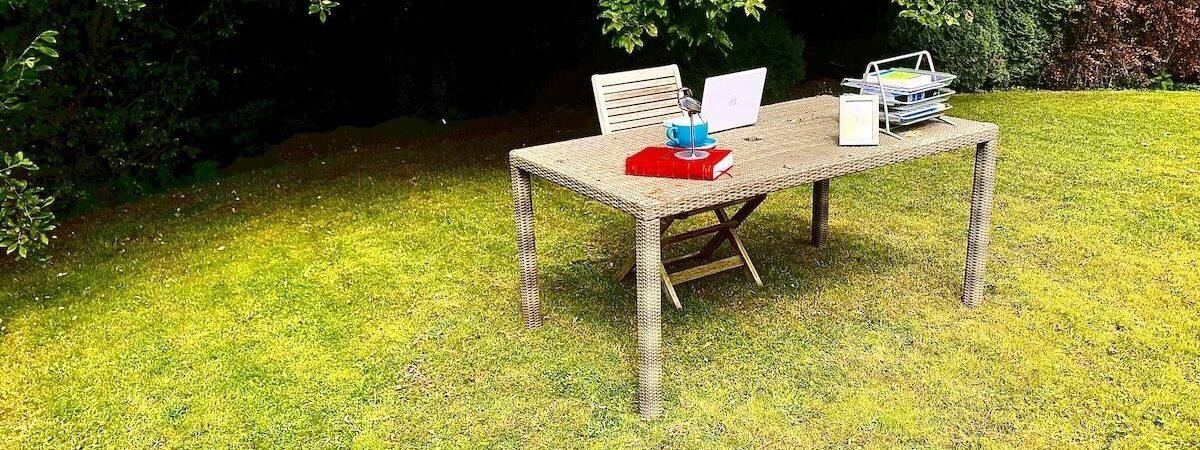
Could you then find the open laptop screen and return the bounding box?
[701,67,767,133]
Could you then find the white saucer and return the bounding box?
[665,138,717,150]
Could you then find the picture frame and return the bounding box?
[839,94,880,146]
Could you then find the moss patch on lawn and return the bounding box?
[2,91,1198,447]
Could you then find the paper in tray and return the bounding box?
[841,78,954,102]
[882,88,955,108]
[863,68,957,91]
[883,104,954,126]
[887,102,949,119]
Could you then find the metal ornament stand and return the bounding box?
[860,51,955,141]
[675,87,708,160]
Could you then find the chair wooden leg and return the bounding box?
[715,208,762,286]
[616,255,635,282]
[693,212,732,261]
[659,264,682,309]
[696,195,766,260]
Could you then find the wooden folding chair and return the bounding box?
[592,64,765,309]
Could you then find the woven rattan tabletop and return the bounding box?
[510,95,998,219]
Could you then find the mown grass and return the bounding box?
[2,91,1198,448]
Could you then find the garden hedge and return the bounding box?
[890,0,1078,91]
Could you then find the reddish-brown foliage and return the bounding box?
[1046,0,1200,88]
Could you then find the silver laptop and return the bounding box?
[701,67,767,133]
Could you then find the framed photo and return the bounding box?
[839,94,879,146]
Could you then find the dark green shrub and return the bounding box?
[890,0,1078,90]
[700,12,805,103]
[670,12,806,103]
[0,1,310,211]
[597,11,805,104]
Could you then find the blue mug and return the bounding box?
[665,117,709,147]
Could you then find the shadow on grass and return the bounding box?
[535,209,916,335]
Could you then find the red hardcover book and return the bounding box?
[625,147,733,181]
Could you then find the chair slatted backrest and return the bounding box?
[591,64,686,135]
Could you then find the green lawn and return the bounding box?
[2,91,1198,448]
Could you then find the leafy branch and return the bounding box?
[308,0,340,23]
[1,30,58,112]
[0,30,60,259]
[599,0,766,53]
[893,0,972,28]
[0,152,55,259]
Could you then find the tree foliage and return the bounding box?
[1,28,60,259]
[598,0,767,53]
[596,0,970,54]
[892,0,972,28]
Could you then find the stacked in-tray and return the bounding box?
[842,67,958,127]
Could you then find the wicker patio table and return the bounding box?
[508,95,999,418]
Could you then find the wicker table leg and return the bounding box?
[812,179,830,246]
[634,217,663,418]
[963,140,997,307]
[510,166,541,328]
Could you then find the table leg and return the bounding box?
[963,140,998,307]
[812,179,830,246]
[634,217,663,418]
[510,166,541,328]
